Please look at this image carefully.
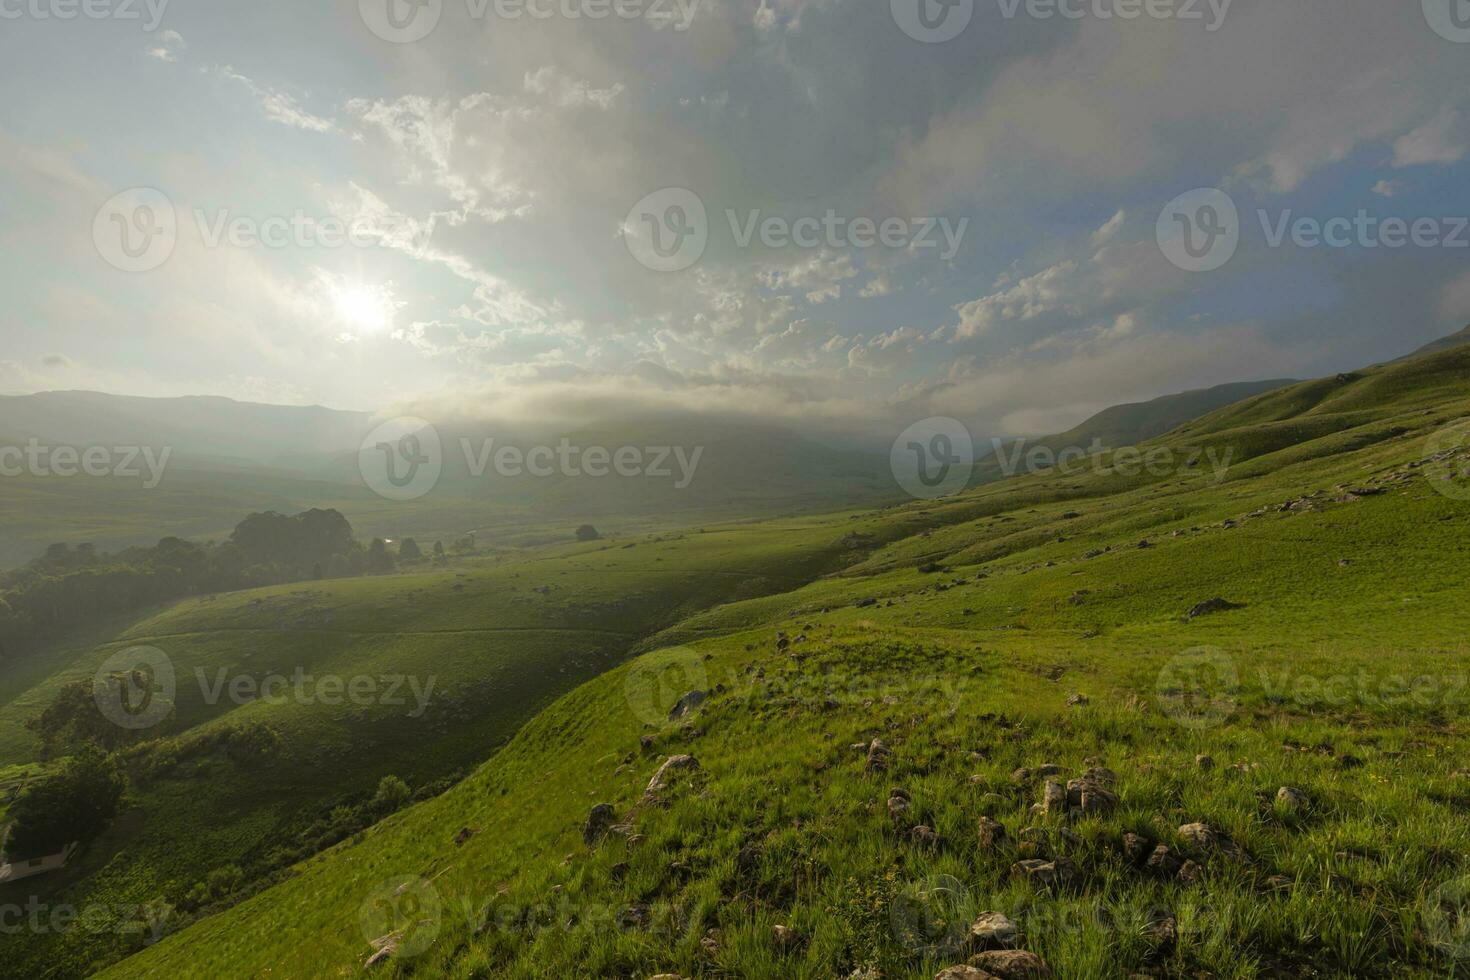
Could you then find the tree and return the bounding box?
[367,538,396,574]
[398,538,422,561]
[575,524,602,542]
[367,774,411,817]
[27,678,166,756]
[4,747,125,860]
[432,540,446,564]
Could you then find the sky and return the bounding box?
[1,0,1468,446]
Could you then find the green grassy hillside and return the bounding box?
[0,515,932,978]
[83,344,1470,978]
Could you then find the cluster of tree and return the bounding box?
[0,509,403,659]
[3,747,125,861]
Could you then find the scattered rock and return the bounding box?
[454,826,480,846]
[866,739,891,774]
[978,816,1008,850]
[772,924,799,949]
[1188,597,1244,619]
[1276,786,1309,809]
[970,911,1019,950]
[1121,832,1151,866]
[1146,844,1181,877]
[1065,768,1119,816]
[1142,912,1177,945]
[668,690,708,720]
[640,734,656,751]
[1010,857,1077,890]
[583,803,617,845]
[969,949,1051,977]
[643,755,699,801]
[935,967,993,980]
[888,789,912,828]
[1010,767,1033,784]
[736,843,761,875]
[1065,693,1089,707]
[1043,780,1067,815]
[1177,860,1204,884]
[911,825,942,850]
[1195,754,1214,771]
[1178,821,1243,858]
[1035,764,1066,778]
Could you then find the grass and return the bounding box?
[57,343,1470,978]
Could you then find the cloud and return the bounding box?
[217,67,339,134]
[1091,209,1125,246]
[146,30,186,63]
[1371,179,1404,198]
[954,261,1080,339]
[1393,108,1468,168]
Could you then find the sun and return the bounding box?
[328,279,395,335]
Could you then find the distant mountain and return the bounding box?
[0,390,370,471]
[1397,324,1470,362]
[973,378,1298,482]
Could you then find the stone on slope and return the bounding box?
[969,911,1019,950]
[969,949,1051,977]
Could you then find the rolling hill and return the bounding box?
[51,338,1470,978]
